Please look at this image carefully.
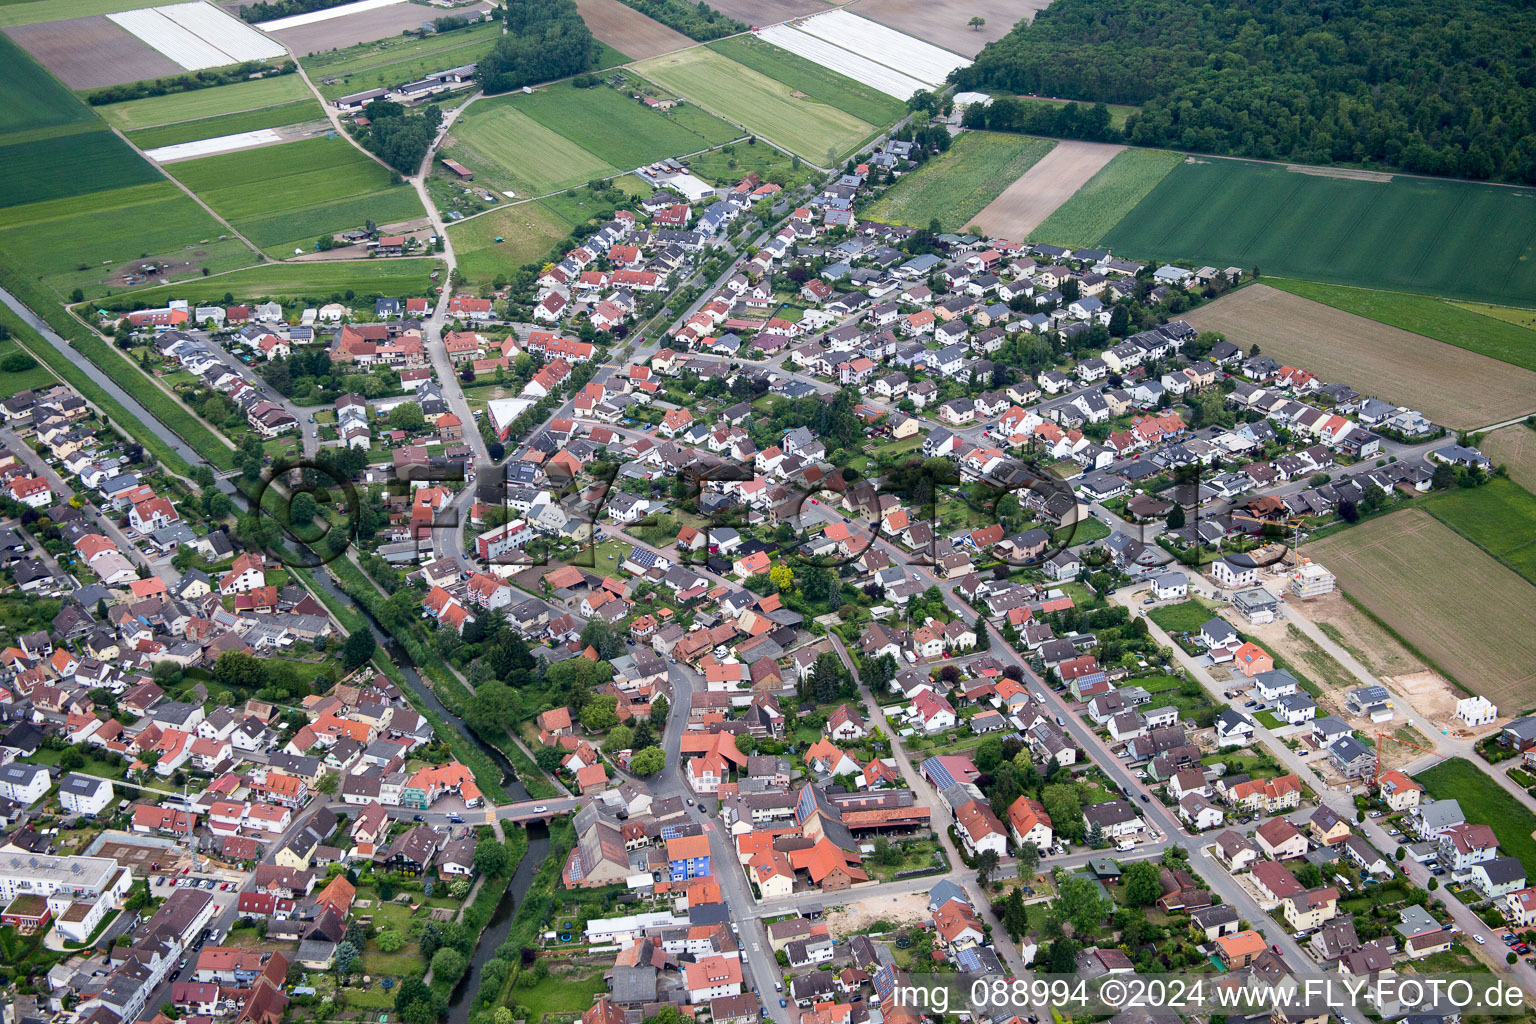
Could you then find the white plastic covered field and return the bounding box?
[108,2,287,70]
[757,24,930,100]
[256,0,407,31]
[145,128,286,163]
[795,10,969,89]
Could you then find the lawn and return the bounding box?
[0,181,240,304]
[635,46,874,162]
[300,23,504,100]
[168,136,425,253]
[1099,158,1536,307]
[1266,279,1536,374]
[517,968,608,1023]
[1423,478,1536,587]
[0,339,58,393]
[450,200,575,286]
[446,83,739,196]
[707,35,906,128]
[1419,758,1536,878]
[862,132,1057,232]
[686,139,818,192]
[0,33,96,140]
[0,130,162,209]
[97,74,315,131]
[99,257,445,310]
[1147,599,1218,635]
[1032,147,1184,247]
[126,100,326,150]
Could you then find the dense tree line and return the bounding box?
[962,97,1116,142]
[86,61,294,105]
[478,0,596,94]
[613,0,745,41]
[953,0,1536,183]
[238,0,354,22]
[361,100,443,174]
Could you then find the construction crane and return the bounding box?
[1226,509,1310,567]
[1371,729,1435,786]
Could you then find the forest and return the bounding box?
[953,0,1536,183]
[477,0,596,95]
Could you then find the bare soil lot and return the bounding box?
[972,139,1123,238]
[1308,509,1536,708]
[1184,285,1536,430]
[574,0,691,59]
[846,0,1045,57]
[824,890,930,936]
[270,2,491,55]
[7,15,178,89]
[707,0,848,25]
[1481,425,1536,495]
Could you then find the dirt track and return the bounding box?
[1184,285,1536,430]
[574,0,693,60]
[971,139,1123,238]
[7,15,179,89]
[846,0,1048,57]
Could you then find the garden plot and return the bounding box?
[107,2,286,69]
[755,24,927,99]
[789,9,968,88]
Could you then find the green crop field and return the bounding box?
[1099,158,1536,306]
[101,258,446,309]
[450,201,576,286]
[168,136,425,253]
[0,0,147,26]
[1032,148,1183,246]
[127,101,326,149]
[864,132,1056,231]
[707,35,905,129]
[97,74,314,131]
[1265,279,1536,373]
[1424,478,1536,587]
[0,181,241,301]
[301,24,502,101]
[635,47,874,162]
[1420,758,1536,877]
[445,83,738,196]
[0,34,95,140]
[0,130,162,208]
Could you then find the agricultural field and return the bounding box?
[268,1,492,55]
[0,32,98,140]
[845,0,1045,57]
[703,0,832,22]
[788,9,968,90]
[756,22,928,100]
[1480,425,1536,495]
[1030,147,1183,247]
[99,257,446,309]
[862,131,1055,231]
[125,100,325,149]
[635,46,875,162]
[299,22,502,100]
[971,139,1124,239]
[708,34,906,127]
[6,14,178,89]
[574,0,687,60]
[1422,478,1536,588]
[105,3,285,70]
[167,135,426,254]
[444,82,739,196]
[449,201,576,286]
[0,0,154,27]
[1099,158,1536,306]
[1308,509,1536,707]
[1267,279,1536,374]
[686,139,818,191]
[1182,285,1536,430]
[97,73,314,131]
[0,129,162,209]
[0,181,247,303]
